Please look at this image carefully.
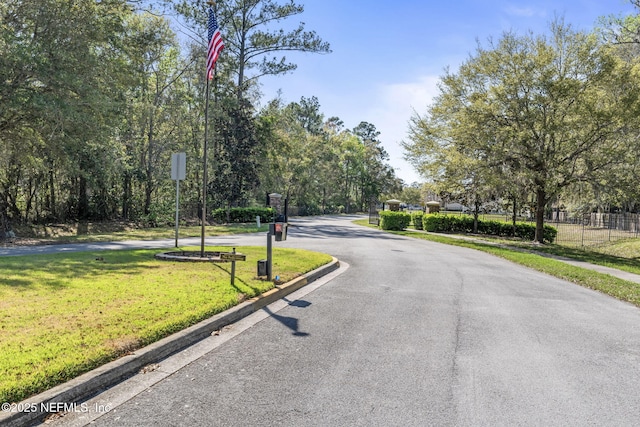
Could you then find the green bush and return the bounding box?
[478,220,504,236]
[423,214,473,233]
[423,213,444,232]
[379,211,411,231]
[211,207,276,224]
[422,214,557,243]
[543,225,558,243]
[411,212,424,230]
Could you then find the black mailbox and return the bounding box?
[274,222,287,241]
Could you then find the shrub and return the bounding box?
[297,204,323,216]
[379,211,411,231]
[423,214,472,233]
[141,200,174,227]
[411,212,424,230]
[211,207,276,224]
[478,220,503,236]
[543,225,557,243]
[423,213,444,232]
[422,214,557,243]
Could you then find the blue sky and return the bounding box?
[255,0,636,184]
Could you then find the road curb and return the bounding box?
[1,257,340,427]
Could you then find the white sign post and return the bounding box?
[171,153,186,248]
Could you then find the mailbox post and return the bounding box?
[260,192,289,281]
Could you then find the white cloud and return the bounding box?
[504,4,546,18]
[363,75,441,184]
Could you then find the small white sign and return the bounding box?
[171,153,186,181]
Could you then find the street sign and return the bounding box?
[220,253,246,262]
[171,153,186,181]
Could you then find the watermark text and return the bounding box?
[2,401,112,414]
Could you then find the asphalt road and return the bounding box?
[43,216,640,426]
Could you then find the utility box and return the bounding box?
[257,259,268,276]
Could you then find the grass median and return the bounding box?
[0,246,332,404]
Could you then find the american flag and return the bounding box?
[207,7,224,80]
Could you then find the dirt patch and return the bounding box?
[106,337,142,356]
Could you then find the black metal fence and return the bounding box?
[551,213,640,247]
[435,211,640,247]
[369,201,380,226]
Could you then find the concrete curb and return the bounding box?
[1,258,340,427]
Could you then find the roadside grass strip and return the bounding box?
[0,246,332,403]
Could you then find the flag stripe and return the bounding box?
[207,7,224,80]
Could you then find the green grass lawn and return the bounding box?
[0,246,332,404]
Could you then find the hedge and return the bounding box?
[379,211,412,231]
[411,212,424,230]
[422,214,557,243]
[210,207,276,224]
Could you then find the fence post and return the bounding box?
[608,212,612,243]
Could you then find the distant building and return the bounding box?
[444,202,468,212]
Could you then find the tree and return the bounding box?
[598,1,640,49]
[404,20,640,242]
[404,111,499,232]
[352,122,397,211]
[209,97,262,209]
[120,13,188,218]
[399,184,423,206]
[221,0,330,99]
[0,0,133,221]
[172,0,330,100]
[257,96,336,213]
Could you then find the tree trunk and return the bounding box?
[512,195,517,237]
[237,10,247,100]
[144,115,154,216]
[473,199,480,234]
[535,187,547,243]
[0,197,9,238]
[78,175,89,219]
[122,172,131,220]
[144,184,152,217]
[322,188,326,214]
[344,160,350,214]
[49,169,56,219]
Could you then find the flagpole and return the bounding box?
[201,0,216,257]
[201,0,223,257]
[201,76,210,257]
